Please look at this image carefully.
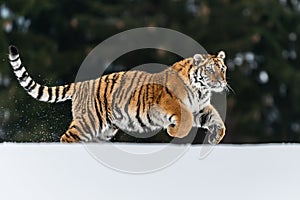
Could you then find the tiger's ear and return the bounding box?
[217,51,226,59]
[193,54,204,65]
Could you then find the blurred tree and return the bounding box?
[0,0,300,143]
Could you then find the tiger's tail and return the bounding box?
[8,45,74,103]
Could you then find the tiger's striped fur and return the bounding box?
[8,45,227,144]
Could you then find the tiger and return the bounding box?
[8,45,228,144]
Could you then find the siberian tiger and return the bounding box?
[8,45,227,144]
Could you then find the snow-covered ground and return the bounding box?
[0,143,299,200]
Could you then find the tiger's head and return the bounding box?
[191,51,227,92]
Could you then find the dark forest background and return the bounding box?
[0,0,300,143]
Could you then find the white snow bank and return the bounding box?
[0,143,299,200]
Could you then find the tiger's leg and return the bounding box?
[195,104,225,144]
[60,120,89,143]
[153,98,193,138]
[168,105,193,138]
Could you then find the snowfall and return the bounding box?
[0,143,299,200]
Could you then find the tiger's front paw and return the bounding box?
[207,125,225,144]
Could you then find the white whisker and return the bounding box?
[225,84,236,95]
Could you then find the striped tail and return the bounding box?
[8,45,74,103]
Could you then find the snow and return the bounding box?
[0,143,299,200]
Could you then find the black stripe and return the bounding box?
[124,103,134,130]
[48,87,53,102]
[135,86,147,128]
[114,85,124,104]
[36,86,44,100]
[140,83,147,113]
[112,107,122,120]
[178,71,194,103]
[197,90,202,98]
[27,82,37,92]
[124,74,146,128]
[54,87,60,102]
[153,84,163,104]
[203,90,209,98]
[132,73,144,98]
[146,75,154,103]
[13,64,23,71]
[114,72,127,101]
[202,97,210,106]
[98,80,103,117]
[88,112,98,137]
[68,131,81,141]
[94,98,103,131]
[152,77,156,103]
[62,84,70,100]
[171,62,181,72]
[79,132,89,141]
[142,76,150,113]
[90,80,96,112]
[144,75,153,117]
[147,113,153,125]
[78,121,90,134]
[200,112,210,127]
[114,75,124,101]
[95,79,103,129]
[103,75,111,125]
[124,72,142,114]
[169,114,175,122]
[138,74,148,114]
[88,80,97,134]
[199,89,209,99]
[80,83,86,102]
[111,73,123,106]
[176,63,186,72]
[164,73,173,98]
[81,117,93,134]
[70,124,85,137]
[136,111,146,127]
[74,83,83,103]
[88,112,97,135]
[122,71,139,101]
[187,63,193,75]
[108,73,118,94]
[186,90,194,106]
[9,56,20,62]
[143,83,149,113]
[24,79,34,90]
[19,71,29,81]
